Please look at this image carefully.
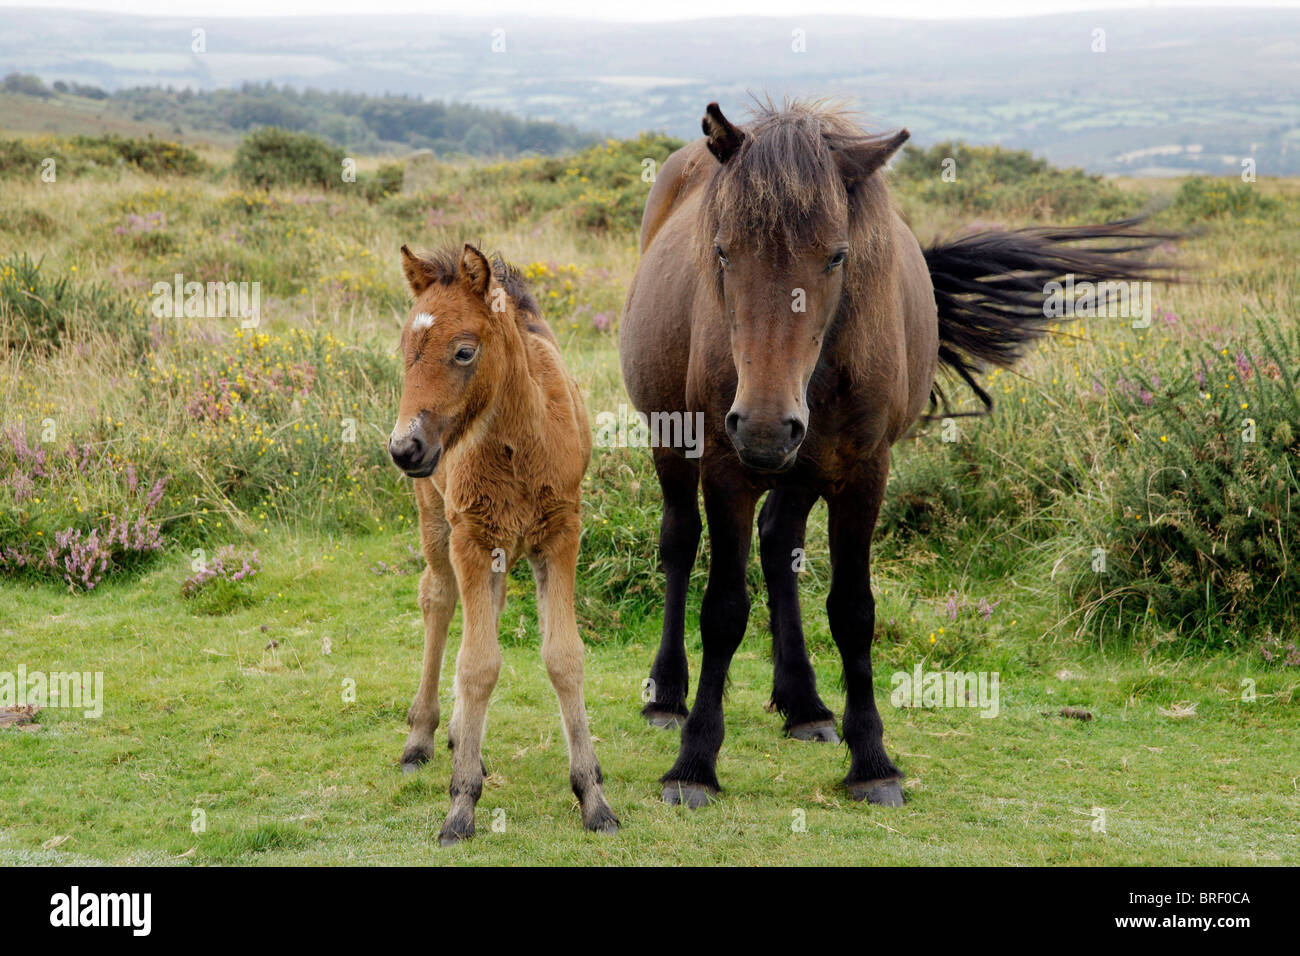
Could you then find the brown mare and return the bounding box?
[389,242,617,844]
[621,100,1173,808]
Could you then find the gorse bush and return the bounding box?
[1069,314,1300,640]
[892,141,1139,221]
[451,133,685,234]
[70,135,206,177]
[360,162,403,202]
[1172,176,1281,220]
[0,134,203,179]
[233,127,344,190]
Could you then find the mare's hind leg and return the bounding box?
[438,534,503,846]
[826,454,904,807]
[642,447,701,729]
[532,531,618,834]
[401,479,457,771]
[758,487,836,742]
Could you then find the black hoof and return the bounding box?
[645,710,687,730]
[788,720,840,744]
[662,781,717,809]
[437,816,475,847]
[400,744,432,772]
[584,806,621,834]
[846,777,905,806]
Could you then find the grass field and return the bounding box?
[4,531,1296,866]
[1,128,1297,865]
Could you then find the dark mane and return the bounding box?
[418,244,540,318]
[490,256,541,319]
[700,98,899,259]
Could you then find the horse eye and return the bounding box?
[454,345,478,365]
[716,245,730,268]
[828,251,847,271]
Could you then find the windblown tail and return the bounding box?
[923,217,1181,415]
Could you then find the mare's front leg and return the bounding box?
[827,454,904,806]
[758,486,836,742]
[532,526,618,834]
[402,479,457,770]
[643,447,701,729]
[438,530,504,846]
[661,465,757,808]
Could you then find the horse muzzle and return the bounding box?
[725,408,806,473]
[388,427,442,478]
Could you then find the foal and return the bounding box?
[388,242,617,845]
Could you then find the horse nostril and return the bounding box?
[725,410,742,439]
[787,418,806,446]
[389,433,426,468]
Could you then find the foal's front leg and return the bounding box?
[438,533,503,846]
[402,483,457,770]
[532,529,618,834]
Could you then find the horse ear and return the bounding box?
[459,243,492,298]
[702,102,745,164]
[401,244,442,296]
[834,129,910,187]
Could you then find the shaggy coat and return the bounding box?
[621,99,1175,808]
[389,242,616,844]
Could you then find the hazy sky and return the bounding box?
[5,0,1300,20]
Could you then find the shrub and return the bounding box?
[0,138,42,177]
[233,127,345,190]
[0,134,203,179]
[467,133,685,235]
[1,72,50,98]
[1067,315,1300,641]
[892,141,1139,221]
[360,162,403,202]
[0,428,168,592]
[1172,176,1280,220]
[0,253,148,354]
[70,134,205,176]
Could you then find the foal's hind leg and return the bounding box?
[532,530,618,834]
[438,536,503,846]
[643,448,701,729]
[402,480,457,771]
[758,487,836,743]
[826,456,904,807]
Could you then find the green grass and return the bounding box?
[2,528,1295,866]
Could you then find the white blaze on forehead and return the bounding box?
[412,312,436,330]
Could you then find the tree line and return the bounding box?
[2,73,593,157]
